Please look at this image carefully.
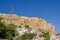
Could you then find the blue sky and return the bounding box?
[0,0,60,33]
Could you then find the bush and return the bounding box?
[17,32,36,40]
[24,25,29,28]
[43,32,50,40]
[19,26,22,28]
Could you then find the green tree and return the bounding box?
[5,24,16,40]
[0,17,16,40]
[0,17,6,38]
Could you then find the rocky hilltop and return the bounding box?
[0,14,55,34]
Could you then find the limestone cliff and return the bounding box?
[0,14,56,34]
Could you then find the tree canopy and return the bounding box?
[0,18,16,40]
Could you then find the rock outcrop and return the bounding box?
[0,14,55,34]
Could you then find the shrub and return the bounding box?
[24,25,29,28]
[16,32,36,40]
[43,32,50,40]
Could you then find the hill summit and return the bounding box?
[0,14,55,34]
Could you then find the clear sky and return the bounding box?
[0,0,60,33]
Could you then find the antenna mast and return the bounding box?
[10,6,13,13]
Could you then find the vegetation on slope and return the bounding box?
[0,17,50,40]
[0,18,16,40]
[43,32,50,40]
[16,32,36,40]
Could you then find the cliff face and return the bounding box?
[0,14,56,34]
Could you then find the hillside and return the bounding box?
[0,14,59,40]
[0,14,55,34]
